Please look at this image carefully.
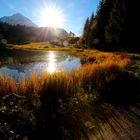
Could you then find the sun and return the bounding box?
[39,5,65,28]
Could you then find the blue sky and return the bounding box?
[0,0,100,36]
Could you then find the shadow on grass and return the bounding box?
[98,71,140,106]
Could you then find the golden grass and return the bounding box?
[0,58,129,98]
[0,73,17,98]
[7,42,82,51]
[0,48,132,99]
[81,50,131,68]
[0,54,138,139]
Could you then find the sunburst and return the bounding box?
[38,4,65,28]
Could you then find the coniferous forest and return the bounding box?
[81,0,139,52]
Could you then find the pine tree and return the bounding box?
[83,17,90,45]
[95,0,113,46]
[105,0,127,50]
[87,13,95,47]
[89,13,94,26]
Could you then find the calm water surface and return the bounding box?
[0,50,81,80]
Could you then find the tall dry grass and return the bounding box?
[0,73,17,98]
[1,54,140,139]
[0,55,130,99]
[81,50,131,68]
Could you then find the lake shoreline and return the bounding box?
[5,43,83,52]
[0,50,81,80]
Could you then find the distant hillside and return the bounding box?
[0,13,37,27]
[0,22,68,44]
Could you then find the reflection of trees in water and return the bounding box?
[0,50,77,65]
[0,51,81,79]
[7,63,31,73]
[67,55,76,62]
[6,62,48,74]
[0,57,13,65]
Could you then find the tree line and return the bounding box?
[81,0,139,52]
[0,23,68,45]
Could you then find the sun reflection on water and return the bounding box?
[47,52,57,74]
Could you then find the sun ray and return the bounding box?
[37,4,65,28]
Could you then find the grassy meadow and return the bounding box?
[0,47,140,139]
[7,42,79,51]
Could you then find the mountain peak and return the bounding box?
[13,13,23,17]
[0,13,37,27]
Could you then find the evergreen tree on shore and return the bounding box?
[83,18,90,45]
